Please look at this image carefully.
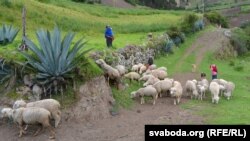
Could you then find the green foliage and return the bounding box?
[125,0,139,6]
[167,26,185,46]
[180,13,199,34]
[0,24,19,46]
[234,63,244,71]
[20,27,91,96]
[0,59,12,84]
[204,11,229,28]
[37,0,51,3]
[1,0,12,8]
[230,27,250,56]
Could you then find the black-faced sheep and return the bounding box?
[13,99,61,128]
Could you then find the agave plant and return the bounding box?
[0,24,19,45]
[20,27,90,96]
[0,58,12,84]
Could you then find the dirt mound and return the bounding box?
[65,76,115,122]
[101,0,134,8]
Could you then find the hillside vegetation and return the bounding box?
[0,0,188,50]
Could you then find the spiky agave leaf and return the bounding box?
[20,26,89,88]
[0,24,19,45]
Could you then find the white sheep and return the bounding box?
[12,107,55,139]
[185,80,198,99]
[148,64,157,70]
[1,108,13,119]
[143,76,160,87]
[144,69,167,80]
[224,81,235,100]
[197,85,206,100]
[131,85,158,105]
[115,65,126,76]
[209,82,220,104]
[131,63,143,72]
[156,66,167,71]
[124,72,140,82]
[95,59,121,84]
[139,74,154,82]
[170,81,183,105]
[13,99,61,128]
[153,78,174,98]
[139,65,147,74]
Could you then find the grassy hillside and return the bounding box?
[0,0,187,50]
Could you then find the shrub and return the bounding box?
[0,24,19,46]
[204,11,229,28]
[1,0,12,8]
[20,27,91,96]
[125,0,139,6]
[167,26,185,46]
[180,13,199,34]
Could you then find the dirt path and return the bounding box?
[175,28,229,71]
[0,28,229,141]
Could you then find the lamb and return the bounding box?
[153,78,174,98]
[143,76,160,87]
[13,99,61,128]
[130,85,158,105]
[197,78,209,98]
[212,79,228,95]
[185,80,198,99]
[1,107,13,119]
[115,65,126,76]
[197,85,206,100]
[170,81,183,105]
[124,72,140,82]
[95,59,121,84]
[224,81,235,100]
[209,82,220,104]
[12,107,55,139]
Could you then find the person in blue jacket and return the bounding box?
[105,25,114,47]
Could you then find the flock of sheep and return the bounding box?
[0,59,236,139]
[95,59,235,105]
[1,99,61,139]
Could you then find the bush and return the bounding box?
[180,14,199,34]
[167,26,185,46]
[204,11,229,28]
[1,0,12,8]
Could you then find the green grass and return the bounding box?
[241,5,250,13]
[0,0,187,51]
[182,52,250,124]
[154,26,214,76]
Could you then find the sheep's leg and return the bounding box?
[33,125,42,136]
[53,111,61,128]
[177,97,180,104]
[173,98,176,105]
[153,96,156,105]
[18,125,24,137]
[48,125,55,139]
[24,125,28,131]
[140,97,144,104]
